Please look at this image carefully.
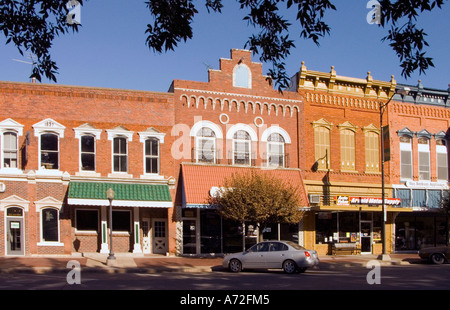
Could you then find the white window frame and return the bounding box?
[196,128,216,164]
[418,138,431,181]
[0,119,24,174]
[436,140,448,182]
[266,133,285,168]
[107,127,133,176]
[35,196,63,246]
[139,128,165,177]
[74,124,102,175]
[400,136,413,181]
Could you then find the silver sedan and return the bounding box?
[222,240,319,274]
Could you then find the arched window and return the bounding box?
[41,208,59,242]
[113,136,128,172]
[340,129,355,171]
[267,133,285,168]
[196,127,216,164]
[3,132,18,168]
[437,139,448,181]
[400,135,413,180]
[41,133,59,169]
[314,126,330,170]
[233,64,251,88]
[145,137,159,174]
[365,131,379,172]
[418,137,430,181]
[233,130,251,165]
[80,134,96,171]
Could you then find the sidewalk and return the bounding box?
[0,253,421,274]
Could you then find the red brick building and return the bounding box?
[288,64,414,254]
[171,49,309,254]
[389,82,450,251]
[0,82,176,256]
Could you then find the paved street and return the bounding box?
[1,260,448,291]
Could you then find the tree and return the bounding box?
[1,0,445,89]
[0,0,82,82]
[209,171,305,250]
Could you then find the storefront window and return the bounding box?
[200,210,221,254]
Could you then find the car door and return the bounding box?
[265,242,289,269]
[241,242,269,268]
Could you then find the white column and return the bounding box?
[100,206,109,253]
[133,207,142,254]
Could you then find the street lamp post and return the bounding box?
[106,187,116,264]
[378,86,409,261]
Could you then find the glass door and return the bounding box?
[360,221,372,254]
[183,219,197,254]
[7,218,24,255]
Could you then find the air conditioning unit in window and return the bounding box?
[309,194,321,204]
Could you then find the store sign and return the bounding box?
[405,181,448,189]
[335,196,401,206]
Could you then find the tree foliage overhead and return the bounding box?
[209,171,305,238]
[0,0,82,82]
[0,0,446,88]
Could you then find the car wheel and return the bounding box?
[229,259,242,273]
[283,260,297,274]
[430,253,445,265]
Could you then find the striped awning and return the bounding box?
[67,182,172,208]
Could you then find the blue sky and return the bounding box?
[1,0,449,92]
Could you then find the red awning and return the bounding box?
[181,163,309,208]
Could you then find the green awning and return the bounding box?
[67,182,172,208]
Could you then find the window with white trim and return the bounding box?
[437,139,448,181]
[80,134,96,171]
[41,208,59,242]
[418,137,430,181]
[267,133,285,168]
[3,132,18,168]
[233,130,251,165]
[113,136,128,172]
[41,133,59,169]
[145,137,159,174]
[400,135,413,180]
[196,127,216,164]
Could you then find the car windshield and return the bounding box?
[285,241,306,251]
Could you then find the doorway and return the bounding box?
[360,221,372,254]
[6,207,25,256]
[152,219,168,254]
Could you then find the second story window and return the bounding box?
[3,132,18,168]
[233,130,251,165]
[145,138,159,174]
[196,127,216,164]
[80,135,96,171]
[365,130,380,173]
[113,136,128,172]
[267,133,285,168]
[418,137,430,181]
[400,135,412,180]
[437,139,448,182]
[41,133,59,170]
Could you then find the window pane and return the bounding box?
[41,151,59,169]
[114,137,126,154]
[41,133,58,151]
[418,151,430,180]
[112,211,130,232]
[412,190,426,208]
[76,210,98,231]
[81,153,95,171]
[400,150,412,179]
[81,135,95,153]
[42,208,58,242]
[437,153,448,181]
